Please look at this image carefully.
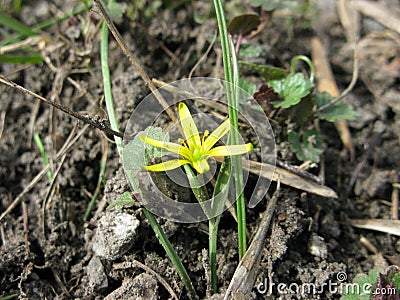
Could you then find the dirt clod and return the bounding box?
[92,211,140,260]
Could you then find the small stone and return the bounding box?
[355,170,391,198]
[309,233,328,259]
[87,256,108,292]
[105,273,158,300]
[92,211,140,260]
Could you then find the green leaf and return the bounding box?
[0,11,37,36]
[341,268,384,300]
[239,61,287,81]
[239,43,262,58]
[393,272,400,292]
[249,0,299,11]
[268,73,313,108]
[288,129,323,163]
[315,91,359,122]
[0,54,43,64]
[386,266,400,293]
[293,96,313,123]
[122,126,169,171]
[106,1,126,22]
[227,14,260,36]
[108,191,135,209]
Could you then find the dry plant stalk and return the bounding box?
[311,37,355,161]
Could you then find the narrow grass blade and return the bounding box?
[0,11,37,36]
[33,132,52,182]
[0,54,43,64]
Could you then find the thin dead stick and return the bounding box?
[391,171,399,220]
[22,201,29,252]
[0,36,49,55]
[188,31,217,79]
[93,0,178,125]
[312,37,356,161]
[350,219,400,236]
[0,110,6,143]
[352,0,400,34]
[0,125,88,222]
[224,180,280,299]
[244,159,337,198]
[316,42,359,112]
[113,260,178,300]
[360,236,379,254]
[0,75,123,138]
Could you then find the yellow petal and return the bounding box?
[207,143,253,157]
[140,135,191,160]
[203,119,230,152]
[178,102,201,150]
[144,159,190,172]
[191,158,210,174]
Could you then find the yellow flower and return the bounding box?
[140,102,253,174]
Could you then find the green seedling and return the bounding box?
[33,133,52,183]
[246,54,358,163]
[288,129,323,163]
[0,294,18,300]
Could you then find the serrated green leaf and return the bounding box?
[122,126,169,171]
[108,191,134,209]
[269,73,313,108]
[239,61,287,81]
[288,129,323,163]
[315,91,359,122]
[250,0,299,11]
[341,268,384,300]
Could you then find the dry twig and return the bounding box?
[224,180,280,299]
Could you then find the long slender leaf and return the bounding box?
[0,11,36,36]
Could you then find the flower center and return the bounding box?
[192,146,202,161]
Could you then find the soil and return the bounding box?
[1,0,399,299]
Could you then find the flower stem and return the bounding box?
[183,164,211,218]
[290,55,315,82]
[209,157,231,293]
[142,208,197,299]
[209,217,219,293]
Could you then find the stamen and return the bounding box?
[202,130,209,145]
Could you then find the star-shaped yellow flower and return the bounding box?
[140,102,253,174]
